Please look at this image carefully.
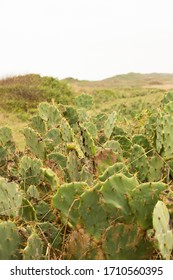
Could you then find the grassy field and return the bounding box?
[0,73,173,148]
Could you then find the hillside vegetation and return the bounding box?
[1,73,172,148]
[0,74,74,118]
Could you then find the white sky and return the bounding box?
[0,0,173,80]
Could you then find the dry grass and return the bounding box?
[0,111,26,150]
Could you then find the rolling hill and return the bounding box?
[63,72,173,92]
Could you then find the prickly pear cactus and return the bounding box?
[80,124,96,157]
[60,118,74,143]
[163,101,173,115]
[94,148,117,175]
[0,177,22,218]
[63,106,79,125]
[103,140,123,156]
[19,156,43,188]
[0,221,22,260]
[26,185,40,200]
[130,144,149,182]
[129,182,167,230]
[23,233,43,260]
[0,127,15,151]
[104,111,116,139]
[38,102,61,128]
[102,223,153,260]
[161,115,173,159]
[161,91,173,105]
[23,127,46,160]
[148,155,164,182]
[99,162,131,182]
[100,173,138,223]
[82,122,97,139]
[41,167,59,190]
[34,200,56,222]
[132,134,151,152]
[45,128,61,151]
[114,135,132,158]
[1,91,173,260]
[30,115,46,135]
[47,152,67,168]
[66,151,79,182]
[52,182,88,227]
[19,198,37,221]
[79,186,109,239]
[75,94,93,109]
[153,201,173,260]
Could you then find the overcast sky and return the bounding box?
[0,0,173,80]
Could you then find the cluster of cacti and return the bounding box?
[0,92,173,260]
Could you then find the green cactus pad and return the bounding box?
[99,162,132,182]
[130,144,149,182]
[60,118,74,143]
[23,127,46,160]
[0,127,13,146]
[34,200,56,222]
[26,185,40,200]
[38,102,61,128]
[102,223,153,260]
[162,115,173,159]
[93,113,107,130]
[75,94,93,109]
[79,187,109,239]
[41,168,59,190]
[94,148,118,175]
[77,108,90,123]
[112,126,127,137]
[129,182,167,230]
[156,113,164,154]
[161,91,173,105]
[148,155,164,182]
[23,233,43,260]
[80,124,96,157]
[0,221,22,260]
[83,122,97,139]
[63,106,79,125]
[80,165,94,185]
[19,198,37,221]
[153,201,173,260]
[103,140,123,156]
[67,151,79,182]
[66,141,84,159]
[0,177,22,218]
[100,173,138,222]
[52,182,88,227]
[114,135,132,158]
[132,134,151,152]
[45,128,61,152]
[163,101,173,115]
[104,111,117,139]
[19,156,43,187]
[47,152,67,168]
[30,115,46,135]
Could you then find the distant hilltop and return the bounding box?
[62,72,173,90]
